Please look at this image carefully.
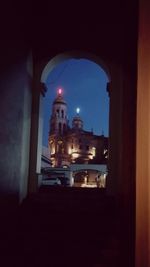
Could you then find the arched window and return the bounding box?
[56,109,59,117]
[63,123,66,133]
[61,110,64,118]
[59,122,61,134]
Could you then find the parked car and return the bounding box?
[42,177,61,186]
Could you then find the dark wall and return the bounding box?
[32,1,138,65]
[0,5,32,201]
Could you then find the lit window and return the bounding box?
[92,147,96,157]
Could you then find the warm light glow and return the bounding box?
[92,147,96,157]
[68,147,72,154]
[99,174,106,188]
[89,154,93,160]
[58,88,62,95]
[63,165,68,168]
[51,145,55,154]
[81,184,97,188]
[72,152,79,159]
[76,107,80,114]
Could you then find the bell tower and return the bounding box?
[50,88,68,135]
[49,88,69,167]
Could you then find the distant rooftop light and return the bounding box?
[76,107,80,114]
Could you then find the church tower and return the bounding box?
[72,108,83,130]
[50,88,68,135]
[48,89,69,167]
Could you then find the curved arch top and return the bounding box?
[40,50,111,83]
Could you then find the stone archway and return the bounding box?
[40,51,111,83]
[28,50,124,198]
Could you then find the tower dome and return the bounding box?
[53,88,66,105]
[72,108,83,129]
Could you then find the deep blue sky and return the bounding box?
[42,59,109,147]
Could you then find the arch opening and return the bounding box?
[39,51,110,190]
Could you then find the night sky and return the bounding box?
[42,59,109,147]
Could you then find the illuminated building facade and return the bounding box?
[49,89,108,167]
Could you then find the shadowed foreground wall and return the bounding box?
[0,40,32,202]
